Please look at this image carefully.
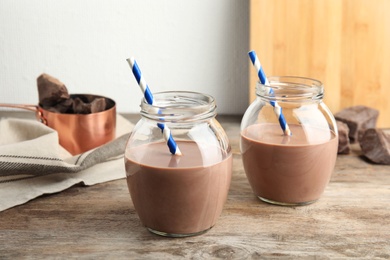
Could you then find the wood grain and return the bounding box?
[250,0,390,127]
[0,114,389,259]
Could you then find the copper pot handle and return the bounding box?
[0,103,47,124]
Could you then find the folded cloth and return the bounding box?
[0,114,133,212]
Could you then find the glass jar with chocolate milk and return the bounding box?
[125,91,232,237]
[241,76,338,206]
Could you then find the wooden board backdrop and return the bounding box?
[250,0,390,127]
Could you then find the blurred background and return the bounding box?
[0,0,250,116]
[1,0,389,127]
[250,0,390,127]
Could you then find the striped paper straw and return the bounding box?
[248,50,292,136]
[126,57,182,155]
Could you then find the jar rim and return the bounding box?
[140,91,217,122]
[256,76,324,102]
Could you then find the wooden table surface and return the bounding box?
[0,113,389,259]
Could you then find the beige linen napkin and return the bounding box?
[0,114,133,211]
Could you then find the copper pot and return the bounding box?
[0,94,116,155]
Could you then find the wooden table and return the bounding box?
[1,114,389,259]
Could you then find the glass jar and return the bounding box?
[125,91,232,237]
[240,76,338,206]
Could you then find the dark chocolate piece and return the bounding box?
[37,73,70,107]
[337,121,350,154]
[73,97,92,114]
[46,98,74,113]
[90,97,107,113]
[72,97,107,114]
[335,106,379,143]
[359,128,390,165]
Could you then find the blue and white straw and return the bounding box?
[126,57,182,155]
[248,50,292,136]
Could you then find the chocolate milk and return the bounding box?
[241,123,338,205]
[125,141,232,236]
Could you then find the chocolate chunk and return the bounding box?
[90,97,107,113]
[72,97,107,114]
[37,73,70,108]
[359,128,390,164]
[337,121,350,154]
[72,97,92,114]
[335,106,379,143]
[46,98,74,113]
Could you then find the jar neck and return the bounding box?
[140,91,216,123]
[256,76,324,103]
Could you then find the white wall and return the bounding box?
[0,0,249,115]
